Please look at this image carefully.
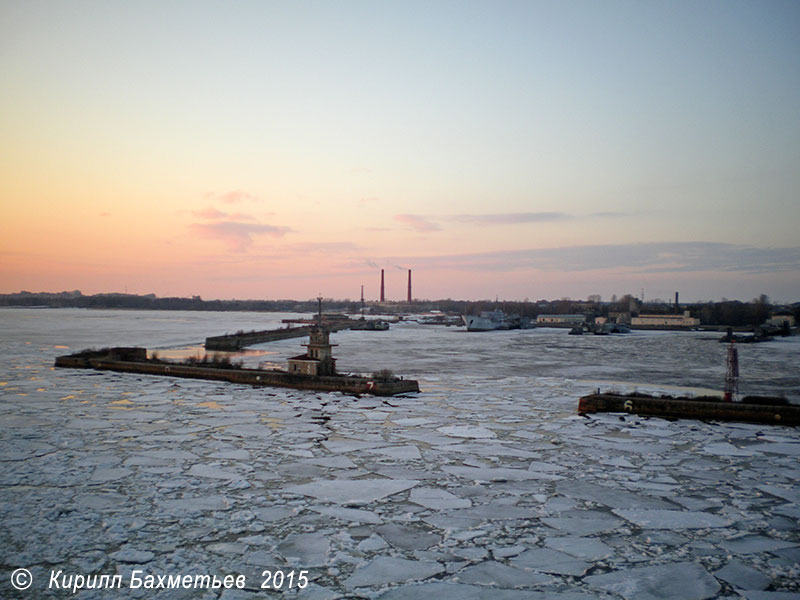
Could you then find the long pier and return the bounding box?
[206,323,350,351]
[206,326,315,351]
[55,348,419,396]
[578,393,799,426]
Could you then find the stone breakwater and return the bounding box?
[205,319,388,351]
[54,348,420,396]
[205,326,320,351]
[579,393,800,426]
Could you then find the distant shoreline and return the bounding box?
[1,292,797,331]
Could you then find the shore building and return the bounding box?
[536,314,586,325]
[767,313,796,328]
[631,310,700,328]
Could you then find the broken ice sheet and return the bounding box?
[714,560,771,591]
[357,534,388,552]
[409,487,471,510]
[285,478,419,505]
[584,561,719,600]
[757,484,800,504]
[187,464,245,480]
[376,582,574,600]
[309,505,382,524]
[442,465,562,481]
[510,548,591,576]
[374,524,442,550]
[556,480,678,510]
[368,444,422,460]
[719,535,799,555]
[437,424,496,438]
[541,512,623,536]
[612,508,731,529]
[321,439,385,453]
[344,556,444,587]
[455,560,554,587]
[276,533,330,567]
[544,536,614,560]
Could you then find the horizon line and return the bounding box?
[1,289,796,306]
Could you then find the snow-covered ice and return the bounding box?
[1,309,799,598]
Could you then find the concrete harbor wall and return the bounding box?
[205,321,361,350]
[205,326,315,351]
[55,351,419,396]
[578,393,799,426]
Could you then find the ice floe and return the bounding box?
[612,508,731,529]
[285,478,419,505]
[584,561,720,599]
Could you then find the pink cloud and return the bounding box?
[450,212,571,225]
[192,207,228,219]
[192,208,258,221]
[229,212,257,221]
[218,190,257,204]
[190,221,292,252]
[393,214,441,232]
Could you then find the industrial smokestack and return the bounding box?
[407,269,412,303]
[675,291,679,314]
[380,269,385,303]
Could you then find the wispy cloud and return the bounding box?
[287,242,362,254]
[393,214,441,232]
[588,211,628,218]
[190,221,292,252]
[205,190,258,204]
[193,207,258,221]
[449,212,572,225]
[391,211,606,231]
[193,208,228,219]
[384,242,800,275]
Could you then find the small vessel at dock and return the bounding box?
[463,310,525,331]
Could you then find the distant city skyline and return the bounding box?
[2,1,799,303]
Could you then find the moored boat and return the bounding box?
[463,310,521,331]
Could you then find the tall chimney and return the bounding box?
[380,269,385,303]
[675,291,679,314]
[407,269,412,303]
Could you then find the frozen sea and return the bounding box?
[1,308,799,599]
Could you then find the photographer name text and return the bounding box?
[39,568,310,593]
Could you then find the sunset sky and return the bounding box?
[2,1,799,302]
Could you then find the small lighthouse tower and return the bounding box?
[723,340,739,402]
[287,296,337,376]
